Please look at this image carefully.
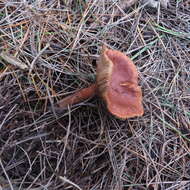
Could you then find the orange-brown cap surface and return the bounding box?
[96,46,144,119]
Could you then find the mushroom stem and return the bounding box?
[57,83,97,109]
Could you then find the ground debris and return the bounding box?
[0,52,28,70]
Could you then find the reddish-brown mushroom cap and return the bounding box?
[96,46,144,119]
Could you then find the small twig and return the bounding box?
[55,108,71,172]
[29,43,50,74]
[0,158,14,190]
[0,52,28,70]
[0,104,18,130]
[59,176,83,190]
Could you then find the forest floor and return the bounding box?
[0,0,190,189]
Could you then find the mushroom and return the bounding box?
[57,46,144,119]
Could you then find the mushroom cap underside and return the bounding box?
[98,47,144,119]
[104,83,144,119]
